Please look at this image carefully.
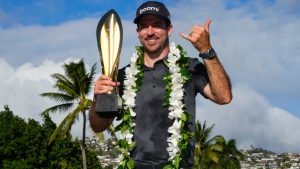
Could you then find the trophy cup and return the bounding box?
[95,10,122,117]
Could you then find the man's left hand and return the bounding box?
[179,19,212,53]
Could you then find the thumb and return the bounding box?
[204,19,212,32]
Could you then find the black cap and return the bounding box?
[134,1,171,25]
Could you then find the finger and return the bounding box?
[100,74,111,80]
[179,32,192,41]
[95,88,111,94]
[204,19,212,32]
[99,75,120,86]
[95,79,120,89]
[94,82,112,90]
[94,82,113,92]
[111,81,120,87]
[95,78,111,86]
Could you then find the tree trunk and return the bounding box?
[82,110,87,169]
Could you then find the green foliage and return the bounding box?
[117,155,134,169]
[40,59,98,168]
[193,121,244,169]
[135,46,145,89]
[216,138,244,169]
[0,106,101,169]
[40,59,96,117]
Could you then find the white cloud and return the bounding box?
[0,18,99,67]
[0,17,140,71]
[0,58,61,120]
[0,57,96,138]
[171,0,300,98]
[166,0,300,118]
[0,16,139,139]
[196,83,300,153]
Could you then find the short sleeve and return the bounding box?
[189,58,209,98]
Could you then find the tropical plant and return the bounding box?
[0,105,101,169]
[214,136,244,169]
[193,121,243,169]
[40,59,96,169]
[193,120,222,169]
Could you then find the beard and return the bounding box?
[140,37,169,59]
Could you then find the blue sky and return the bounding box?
[1,0,279,27]
[1,0,300,153]
[1,0,181,27]
[1,0,136,27]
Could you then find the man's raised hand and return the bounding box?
[179,19,212,53]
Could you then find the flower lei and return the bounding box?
[115,42,192,169]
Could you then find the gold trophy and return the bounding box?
[95,9,122,116]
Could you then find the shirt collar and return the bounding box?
[143,55,168,71]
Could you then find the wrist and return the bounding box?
[199,44,212,53]
[199,47,217,60]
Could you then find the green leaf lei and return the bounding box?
[115,42,192,169]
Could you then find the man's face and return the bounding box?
[137,15,172,56]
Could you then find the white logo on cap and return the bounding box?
[140,6,159,14]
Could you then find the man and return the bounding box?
[90,1,232,168]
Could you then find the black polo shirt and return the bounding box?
[117,57,209,167]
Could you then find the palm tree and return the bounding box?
[40,59,96,169]
[215,137,244,169]
[193,121,243,169]
[194,120,222,169]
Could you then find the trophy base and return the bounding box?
[95,94,120,118]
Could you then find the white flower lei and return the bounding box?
[115,42,191,169]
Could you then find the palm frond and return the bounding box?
[52,73,73,90]
[194,120,215,145]
[41,59,98,154]
[207,147,220,163]
[64,60,85,86]
[60,106,82,135]
[62,59,96,97]
[64,59,86,77]
[73,61,96,97]
[55,82,80,98]
[48,105,82,145]
[84,63,97,95]
[51,73,81,97]
[52,73,72,86]
[48,113,71,145]
[40,92,74,102]
[41,103,73,116]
